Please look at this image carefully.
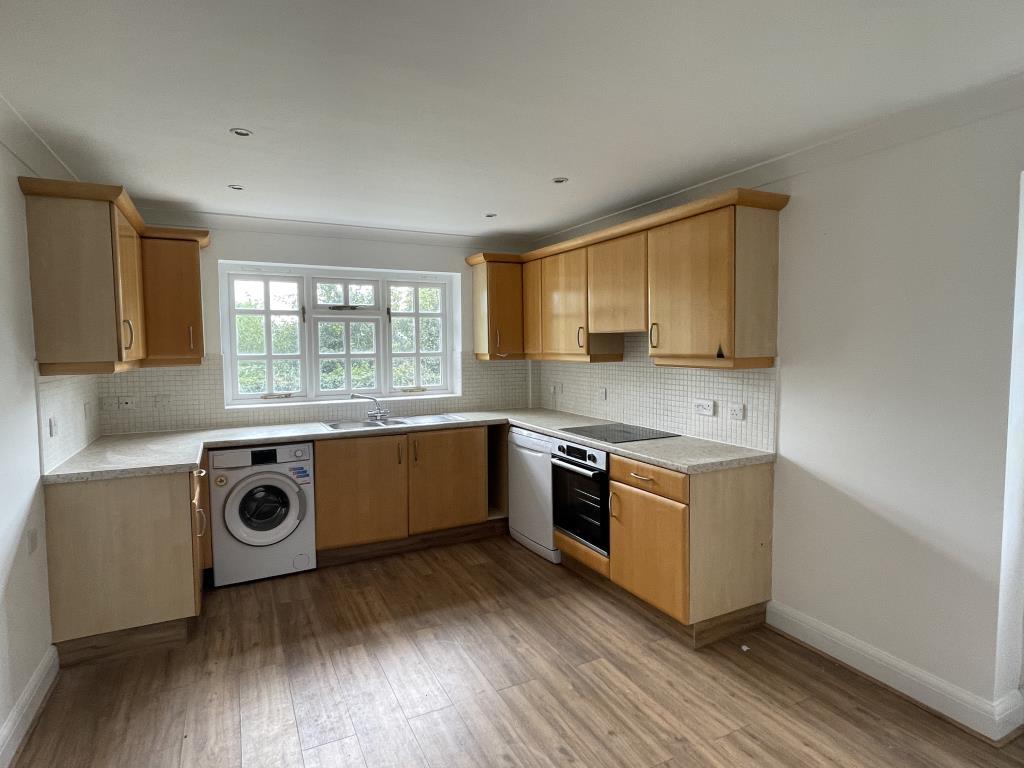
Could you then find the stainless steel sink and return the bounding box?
[323,418,409,431]
[322,414,464,431]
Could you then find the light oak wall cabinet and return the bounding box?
[540,248,624,362]
[19,177,210,375]
[587,231,648,333]
[141,237,205,366]
[471,255,524,360]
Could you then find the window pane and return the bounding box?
[236,315,266,354]
[418,287,441,313]
[420,357,442,386]
[269,281,299,310]
[391,317,415,353]
[234,280,264,310]
[350,359,376,389]
[318,321,345,353]
[238,360,267,394]
[419,317,442,352]
[390,285,414,313]
[350,322,376,354]
[392,358,416,388]
[319,359,346,391]
[272,360,301,393]
[271,315,300,354]
[317,281,344,305]
[349,283,375,306]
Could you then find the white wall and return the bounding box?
[0,97,66,763]
[528,76,1024,739]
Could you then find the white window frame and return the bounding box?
[219,262,460,407]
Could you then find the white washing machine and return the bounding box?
[210,442,316,587]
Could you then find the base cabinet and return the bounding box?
[44,473,197,643]
[409,427,488,534]
[315,434,409,549]
[609,481,689,622]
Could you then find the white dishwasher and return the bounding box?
[508,427,561,563]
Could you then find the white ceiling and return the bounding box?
[2,1,1024,240]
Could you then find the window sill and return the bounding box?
[224,392,461,410]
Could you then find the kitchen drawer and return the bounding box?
[609,455,688,503]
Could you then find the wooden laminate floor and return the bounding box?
[16,535,1024,767]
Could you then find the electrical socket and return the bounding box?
[694,398,715,417]
[47,416,58,437]
[118,397,137,410]
[728,402,746,421]
[101,396,119,412]
[599,387,608,401]
[153,393,172,411]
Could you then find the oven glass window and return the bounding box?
[238,485,290,531]
[552,464,609,554]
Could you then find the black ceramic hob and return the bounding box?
[559,422,679,444]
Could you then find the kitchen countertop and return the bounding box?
[42,408,774,484]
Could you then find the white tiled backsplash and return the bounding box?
[532,334,777,451]
[36,373,102,471]
[98,353,529,433]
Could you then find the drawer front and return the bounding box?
[610,455,688,503]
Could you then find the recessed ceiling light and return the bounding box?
[229,127,253,137]
[484,212,498,218]
[552,176,569,184]
[227,184,245,190]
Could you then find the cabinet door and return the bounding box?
[315,435,409,548]
[190,469,206,615]
[112,207,147,361]
[142,238,204,365]
[523,259,543,355]
[409,427,487,534]
[541,248,588,355]
[473,262,523,359]
[609,480,689,623]
[587,232,648,333]
[648,207,734,360]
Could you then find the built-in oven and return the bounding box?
[551,439,609,556]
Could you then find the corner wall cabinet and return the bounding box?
[467,188,788,368]
[472,256,524,360]
[141,237,205,366]
[19,177,210,375]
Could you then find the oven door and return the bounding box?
[552,457,609,555]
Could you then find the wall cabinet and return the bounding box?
[587,232,648,333]
[523,259,543,356]
[472,260,523,360]
[648,206,779,368]
[409,427,488,534]
[315,434,409,548]
[141,237,205,366]
[22,193,148,375]
[541,249,624,361]
[20,177,210,375]
[44,473,198,643]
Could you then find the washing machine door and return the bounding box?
[223,471,306,546]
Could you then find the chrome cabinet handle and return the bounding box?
[188,325,195,351]
[495,328,509,358]
[610,491,619,519]
[629,471,655,482]
[195,507,207,537]
[413,439,418,462]
[123,319,135,350]
[398,442,403,464]
[649,322,659,349]
[576,326,584,349]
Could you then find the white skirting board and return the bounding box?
[767,601,1023,742]
[0,645,58,768]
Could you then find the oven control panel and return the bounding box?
[552,439,607,470]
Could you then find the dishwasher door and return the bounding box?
[507,428,561,563]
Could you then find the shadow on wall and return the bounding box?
[772,456,999,699]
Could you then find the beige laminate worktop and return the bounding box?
[42,409,774,484]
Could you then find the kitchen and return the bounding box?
[3,2,1024,767]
